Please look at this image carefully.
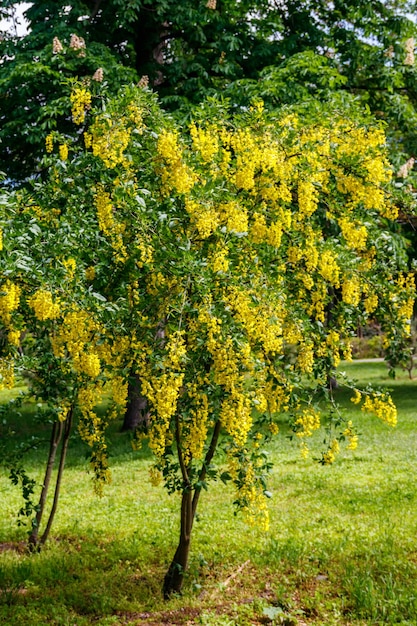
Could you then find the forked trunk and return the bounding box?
[162,420,221,598]
[28,406,73,550]
[39,407,73,546]
[28,420,63,548]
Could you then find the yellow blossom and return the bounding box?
[362,393,397,427]
[59,144,68,161]
[27,289,60,321]
[70,87,91,125]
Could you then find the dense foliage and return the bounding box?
[1,1,417,184]
[0,75,414,592]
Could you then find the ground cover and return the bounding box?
[0,361,416,625]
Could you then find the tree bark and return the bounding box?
[162,420,222,598]
[121,373,149,431]
[163,488,194,599]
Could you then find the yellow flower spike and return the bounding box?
[59,144,68,161]
[362,393,397,427]
[0,280,21,325]
[70,87,91,125]
[27,289,60,321]
[45,133,54,153]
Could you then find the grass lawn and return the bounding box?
[0,361,416,625]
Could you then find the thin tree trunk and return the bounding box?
[28,419,63,549]
[162,420,222,598]
[40,406,73,546]
[163,488,193,599]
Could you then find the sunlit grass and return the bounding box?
[1,361,416,625]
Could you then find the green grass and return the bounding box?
[1,361,417,625]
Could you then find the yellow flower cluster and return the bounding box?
[137,240,154,268]
[350,389,362,404]
[342,277,361,306]
[45,133,54,153]
[211,337,240,387]
[298,180,319,217]
[227,287,284,355]
[232,461,269,531]
[326,330,341,367]
[190,122,219,162]
[294,407,321,437]
[77,383,105,445]
[8,328,21,346]
[322,439,340,465]
[395,273,415,331]
[296,343,314,373]
[157,129,196,194]
[27,289,60,321]
[362,393,397,427]
[220,393,252,447]
[183,386,209,461]
[63,257,76,279]
[0,280,21,325]
[338,217,367,250]
[77,382,112,492]
[70,87,92,125]
[91,117,131,169]
[165,330,187,370]
[51,308,102,379]
[364,293,378,314]
[319,250,340,287]
[142,372,184,457]
[109,375,128,408]
[94,186,114,235]
[185,201,219,239]
[59,144,68,161]
[220,201,249,233]
[262,377,291,414]
[210,244,229,273]
[343,420,358,450]
[0,356,15,389]
[73,351,101,378]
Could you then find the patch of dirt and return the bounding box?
[113,606,202,625]
[0,541,26,553]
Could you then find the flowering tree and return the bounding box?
[0,83,414,594]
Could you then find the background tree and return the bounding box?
[3,0,417,185]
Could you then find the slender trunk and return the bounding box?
[162,420,222,598]
[163,488,194,599]
[28,420,63,549]
[40,406,73,546]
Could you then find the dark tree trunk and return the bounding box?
[162,420,222,598]
[122,324,165,431]
[163,489,194,599]
[121,373,150,432]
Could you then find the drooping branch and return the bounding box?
[192,419,221,516]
